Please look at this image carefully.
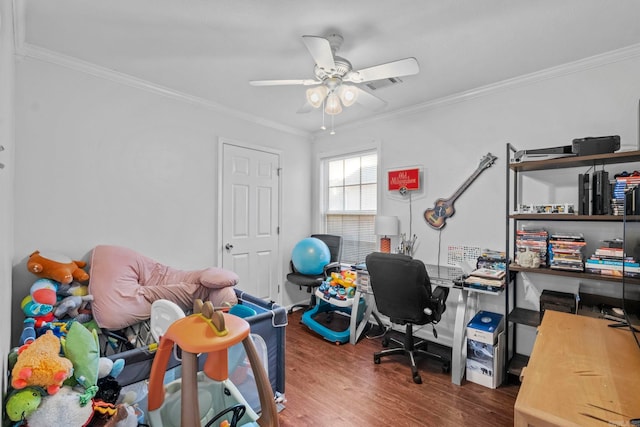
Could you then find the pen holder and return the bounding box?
[398,233,417,257]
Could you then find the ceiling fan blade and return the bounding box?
[354,87,387,111]
[249,79,320,86]
[346,57,419,83]
[296,102,314,114]
[302,35,336,72]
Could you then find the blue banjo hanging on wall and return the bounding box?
[424,152,497,229]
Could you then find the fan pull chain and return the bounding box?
[320,98,326,130]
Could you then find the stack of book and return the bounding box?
[548,233,586,272]
[515,228,549,267]
[463,268,506,292]
[476,249,507,271]
[585,246,640,277]
[611,172,640,216]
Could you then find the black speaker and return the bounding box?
[572,135,620,156]
[592,170,610,215]
[578,173,590,215]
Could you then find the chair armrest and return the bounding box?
[427,286,450,323]
[323,261,341,276]
[432,286,450,303]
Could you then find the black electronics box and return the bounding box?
[592,170,611,215]
[572,135,620,156]
[578,173,590,215]
[540,289,577,322]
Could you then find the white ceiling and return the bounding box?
[18,0,640,135]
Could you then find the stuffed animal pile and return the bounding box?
[5,250,134,427]
[5,246,241,426]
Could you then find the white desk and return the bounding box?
[424,265,503,386]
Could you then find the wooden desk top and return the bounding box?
[514,310,640,427]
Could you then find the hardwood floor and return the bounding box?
[277,310,519,427]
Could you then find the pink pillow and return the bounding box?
[89,245,238,330]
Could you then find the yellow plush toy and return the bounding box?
[27,250,90,284]
[11,331,74,395]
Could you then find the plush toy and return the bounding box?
[61,321,100,405]
[19,318,37,349]
[30,278,59,305]
[21,297,55,329]
[4,386,43,422]
[26,386,94,427]
[89,245,239,330]
[91,402,139,427]
[58,281,90,297]
[516,249,541,268]
[28,250,90,284]
[11,330,73,395]
[55,294,94,319]
[98,357,125,380]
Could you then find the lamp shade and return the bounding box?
[324,92,343,115]
[306,86,328,108]
[374,215,399,237]
[339,84,358,107]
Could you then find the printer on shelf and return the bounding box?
[512,135,620,163]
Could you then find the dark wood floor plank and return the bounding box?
[277,310,519,426]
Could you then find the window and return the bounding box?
[323,151,377,264]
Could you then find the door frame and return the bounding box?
[217,137,283,305]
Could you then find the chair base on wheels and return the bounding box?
[288,291,317,315]
[373,323,450,384]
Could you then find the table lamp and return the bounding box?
[375,215,399,253]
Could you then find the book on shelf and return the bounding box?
[585,259,640,276]
[476,250,507,271]
[585,263,640,273]
[585,267,640,278]
[586,258,639,267]
[549,232,584,240]
[468,267,506,280]
[550,263,585,272]
[595,247,624,257]
[463,281,504,292]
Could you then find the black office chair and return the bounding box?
[287,234,343,314]
[365,252,450,384]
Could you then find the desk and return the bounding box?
[425,265,474,386]
[514,310,640,426]
[424,264,505,385]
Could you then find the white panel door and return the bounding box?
[222,143,279,301]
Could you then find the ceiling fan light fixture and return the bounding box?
[325,92,342,115]
[306,86,328,108]
[339,84,358,107]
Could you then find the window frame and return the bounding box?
[319,148,379,264]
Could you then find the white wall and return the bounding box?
[0,0,16,394]
[312,51,640,347]
[12,56,313,345]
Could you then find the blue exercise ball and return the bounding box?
[291,237,331,275]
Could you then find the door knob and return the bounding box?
[225,243,234,250]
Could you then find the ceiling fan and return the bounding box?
[249,34,420,116]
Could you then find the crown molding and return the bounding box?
[16,42,310,138]
[332,42,640,134]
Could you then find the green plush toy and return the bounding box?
[5,387,43,422]
[60,321,100,405]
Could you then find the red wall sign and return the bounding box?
[388,168,420,191]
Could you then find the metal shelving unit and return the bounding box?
[504,143,640,381]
